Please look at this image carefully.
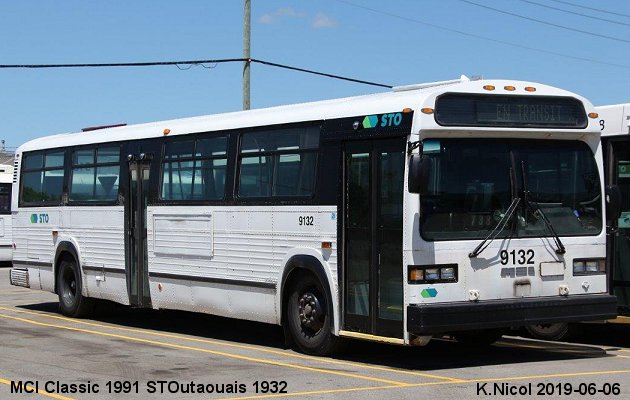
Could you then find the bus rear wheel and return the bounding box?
[525,323,571,341]
[286,273,343,356]
[57,257,94,318]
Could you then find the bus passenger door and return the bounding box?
[125,153,153,308]
[343,138,405,338]
[609,140,630,313]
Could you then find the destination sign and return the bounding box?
[435,94,587,128]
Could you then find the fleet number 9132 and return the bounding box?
[500,249,535,265]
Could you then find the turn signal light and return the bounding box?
[588,112,599,119]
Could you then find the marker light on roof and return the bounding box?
[588,112,599,119]
[421,108,434,114]
[504,86,516,91]
[483,85,495,91]
[403,108,413,113]
[525,86,537,92]
[163,129,171,135]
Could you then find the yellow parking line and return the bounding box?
[608,316,630,324]
[219,380,457,400]
[0,306,460,383]
[496,340,610,356]
[0,378,74,400]
[217,385,400,400]
[0,312,409,387]
[466,369,630,384]
[219,369,630,400]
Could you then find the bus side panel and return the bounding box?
[13,208,60,292]
[62,206,129,305]
[0,213,12,261]
[147,205,337,325]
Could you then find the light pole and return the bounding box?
[243,0,251,110]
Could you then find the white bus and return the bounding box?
[0,163,13,262]
[10,76,617,355]
[598,104,630,316]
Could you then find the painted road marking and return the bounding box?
[217,369,630,400]
[0,312,409,387]
[608,316,630,324]
[0,378,75,400]
[2,308,629,400]
[0,306,461,383]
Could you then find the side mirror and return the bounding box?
[606,185,622,221]
[408,154,431,195]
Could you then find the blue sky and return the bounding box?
[1,0,630,148]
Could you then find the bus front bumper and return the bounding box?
[407,294,618,335]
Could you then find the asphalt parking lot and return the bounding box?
[0,266,628,400]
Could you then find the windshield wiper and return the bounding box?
[523,198,566,254]
[520,161,566,255]
[469,197,521,258]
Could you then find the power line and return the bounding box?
[0,58,393,88]
[549,0,630,19]
[518,0,630,27]
[252,59,391,88]
[0,59,243,69]
[459,0,630,44]
[333,0,630,70]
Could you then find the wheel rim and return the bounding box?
[297,290,324,334]
[61,266,77,306]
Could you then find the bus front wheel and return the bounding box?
[286,273,343,356]
[57,257,94,318]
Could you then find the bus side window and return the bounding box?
[69,147,121,202]
[237,126,319,199]
[160,135,228,201]
[21,151,65,205]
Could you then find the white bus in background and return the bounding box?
[598,104,630,316]
[0,163,13,262]
[9,76,617,355]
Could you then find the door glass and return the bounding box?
[614,144,630,309]
[346,152,370,316]
[128,164,139,303]
[128,160,152,307]
[378,151,404,321]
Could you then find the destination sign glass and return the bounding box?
[435,94,587,128]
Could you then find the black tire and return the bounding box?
[286,273,344,356]
[525,323,571,341]
[57,257,94,318]
[454,329,504,346]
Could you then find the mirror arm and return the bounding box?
[407,140,422,155]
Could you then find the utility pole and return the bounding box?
[243,0,251,110]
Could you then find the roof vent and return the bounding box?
[393,75,472,92]
[82,123,127,132]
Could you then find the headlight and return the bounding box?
[573,258,605,275]
[408,264,458,284]
[440,267,456,280]
[425,268,440,280]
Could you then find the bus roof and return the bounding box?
[17,78,596,153]
[596,103,630,137]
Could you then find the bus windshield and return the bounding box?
[420,139,602,241]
